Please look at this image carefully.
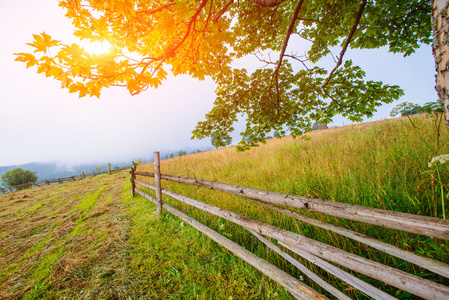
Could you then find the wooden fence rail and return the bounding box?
[0,166,130,194]
[131,152,449,300]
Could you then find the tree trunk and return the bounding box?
[433,0,449,131]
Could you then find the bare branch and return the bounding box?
[284,54,310,70]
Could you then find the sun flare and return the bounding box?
[79,40,112,55]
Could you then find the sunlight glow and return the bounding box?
[79,40,112,55]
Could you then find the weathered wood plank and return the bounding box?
[247,229,352,300]
[131,163,136,198]
[133,180,449,299]
[245,198,449,278]
[154,152,162,220]
[135,188,329,300]
[133,172,449,240]
[279,241,397,300]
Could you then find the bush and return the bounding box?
[1,168,38,187]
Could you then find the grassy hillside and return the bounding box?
[0,172,290,299]
[1,114,448,299]
[135,114,449,299]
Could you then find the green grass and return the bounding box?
[122,179,292,299]
[136,114,449,299]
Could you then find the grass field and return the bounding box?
[1,114,449,299]
[135,114,449,299]
[0,173,291,299]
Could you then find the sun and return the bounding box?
[79,40,112,55]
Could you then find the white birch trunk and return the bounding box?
[433,0,449,130]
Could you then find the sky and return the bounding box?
[0,1,437,167]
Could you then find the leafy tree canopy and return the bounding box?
[15,0,431,150]
[1,168,38,187]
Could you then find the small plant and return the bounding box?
[428,154,449,219]
[403,236,449,261]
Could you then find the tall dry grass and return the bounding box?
[136,114,449,299]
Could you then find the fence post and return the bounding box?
[154,151,162,220]
[131,161,136,197]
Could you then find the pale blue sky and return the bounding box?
[0,1,436,166]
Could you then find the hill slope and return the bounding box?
[1,115,449,299]
[0,172,291,299]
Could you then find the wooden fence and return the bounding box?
[131,152,449,300]
[0,166,130,194]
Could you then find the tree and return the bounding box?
[390,102,421,117]
[15,0,443,150]
[95,166,102,172]
[170,153,174,159]
[1,168,38,187]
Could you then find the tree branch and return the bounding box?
[321,0,367,90]
[213,0,234,22]
[136,2,176,14]
[272,0,305,79]
[248,0,284,7]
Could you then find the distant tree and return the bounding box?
[390,102,421,117]
[178,150,187,156]
[165,154,168,159]
[136,158,142,165]
[113,166,120,170]
[170,153,174,159]
[95,166,102,172]
[419,101,444,114]
[1,168,37,187]
[273,131,282,138]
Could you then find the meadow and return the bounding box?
[136,114,449,299]
[1,113,448,299]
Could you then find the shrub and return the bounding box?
[1,168,38,187]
